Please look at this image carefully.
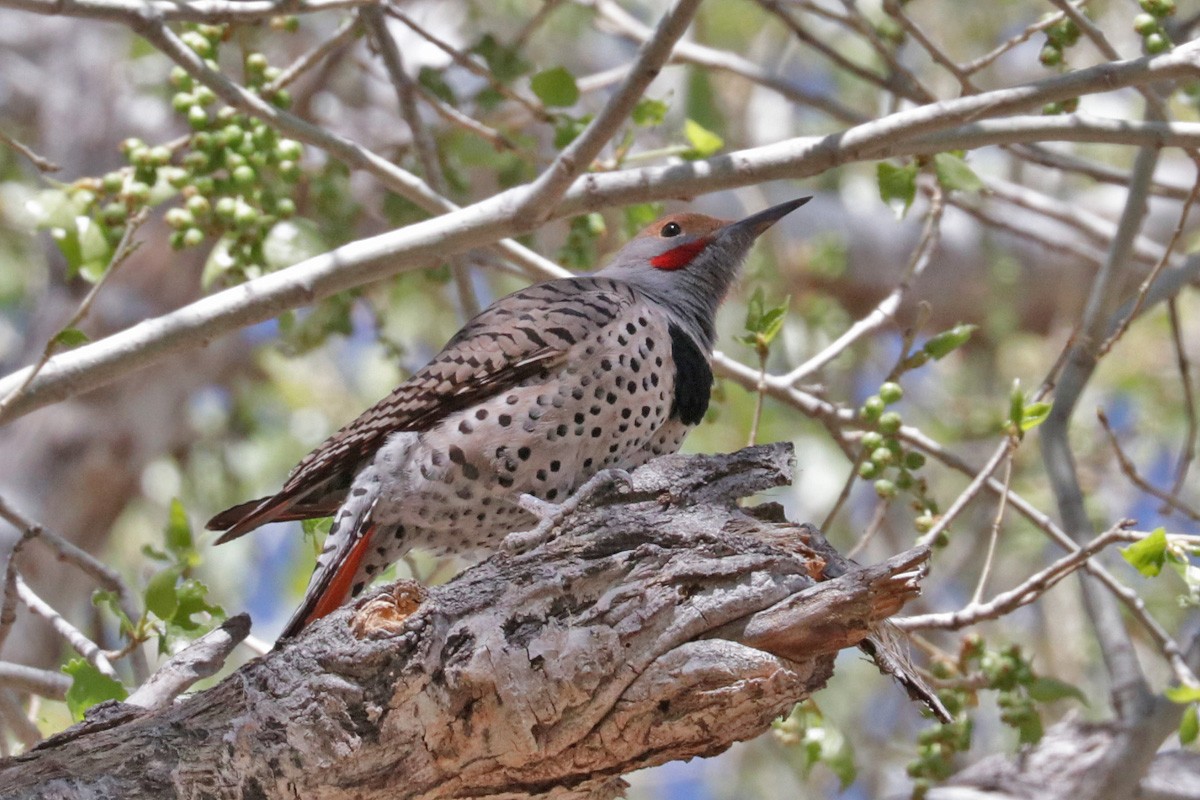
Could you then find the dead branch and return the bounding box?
[0,444,930,800]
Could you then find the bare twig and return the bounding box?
[784,185,944,385]
[0,662,71,699]
[513,0,703,224]
[1097,409,1200,523]
[126,614,250,710]
[0,208,147,425]
[1165,299,1198,501]
[898,525,1132,631]
[265,13,361,94]
[0,127,59,172]
[15,576,116,679]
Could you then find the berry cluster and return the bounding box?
[65,24,305,285]
[1133,0,1175,54]
[857,381,939,534]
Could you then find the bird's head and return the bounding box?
[597,196,810,348]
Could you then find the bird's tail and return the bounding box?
[277,496,380,641]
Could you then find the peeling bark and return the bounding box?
[0,444,931,800]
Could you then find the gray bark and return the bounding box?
[0,443,931,800]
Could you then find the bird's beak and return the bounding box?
[722,196,812,239]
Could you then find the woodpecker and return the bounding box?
[208,197,810,638]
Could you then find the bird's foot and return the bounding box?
[503,468,633,553]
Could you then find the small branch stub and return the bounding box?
[0,444,931,800]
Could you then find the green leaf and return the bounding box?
[553,114,590,149]
[1027,677,1087,705]
[923,323,977,360]
[1014,712,1044,745]
[1020,402,1053,431]
[471,34,530,82]
[530,66,579,107]
[417,66,455,103]
[1166,685,1200,704]
[877,161,918,214]
[201,233,238,288]
[632,97,668,126]
[52,328,90,349]
[933,152,984,193]
[144,566,181,621]
[91,589,136,637]
[1181,704,1199,744]
[169,578,225,632]
[165,498,193,557]
[1121,527,1168,577]
[62,658,127,721]
[682,119,724,159]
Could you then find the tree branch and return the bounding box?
[0,445,931,799]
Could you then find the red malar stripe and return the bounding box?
[650,238,709,270]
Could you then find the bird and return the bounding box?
[207,196,810,639]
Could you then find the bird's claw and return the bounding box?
[502,468,633,553]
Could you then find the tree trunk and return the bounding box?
[0,443,931,800]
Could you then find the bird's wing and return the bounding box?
[207,277,635,541]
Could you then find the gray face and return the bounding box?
[597,198,811,349]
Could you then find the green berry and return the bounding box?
[164,207,195,229]
[274,197,296,218]
[1133,13,1160,34]
[1042,101,1064,115]
[214,196,237,222]
[169,230,186,250]
[862,395,885,421]
[223,151,246,170]
[101,202,126,225]
[1061,97,1079,113]
[172,93,195,113]
[183,150,211,172]
[878,411,902,434]
[148,146,172,167]
[216,106,239,123]
[277,160,301,182]
[861,431,884,451]
[245,52,269,75]
[101,172,124,194]
[895,470,914,490]
[233,200,259,228]
[181,31,213,58]
[914,514,934,533]
[269,89,292,110]
[858,461,880,480]
[185,195,211,216]
[123,181,151,204]
[1039,44,1063,66]
[191,176,215,195]
[221,124,243,147]
[1144,32,1171,53]
[879,381,904,405]
[163,167,189,189]
[193,86,217,107]
[904,451,927,470]
[276,138,303,162]
[874,479,897,499]
[263,66,283,83]
[231,165,256,187]
[871,447,894,467]
[169,66,193,90]
[1140,0,1176,17]
[120,137,145,154]
[187,105,210,130]
[182,227,205,247]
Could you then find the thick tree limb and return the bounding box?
[0,444,931,799]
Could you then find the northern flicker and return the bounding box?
[207,197,810,639]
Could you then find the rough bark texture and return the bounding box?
[927,719,1200,800]
[0,444,931,800]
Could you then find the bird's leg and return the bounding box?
[502,468,634,553]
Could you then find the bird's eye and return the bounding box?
[661,222,682,237]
